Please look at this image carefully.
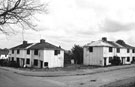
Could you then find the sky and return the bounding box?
[1,0,135,50]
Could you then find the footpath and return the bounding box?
[0,64,135,77]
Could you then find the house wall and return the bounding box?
[83,46,103,66]
[31,50,44,68]
[43,50,64,68]
[8,49,32,67]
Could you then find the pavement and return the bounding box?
[0,64,135,77]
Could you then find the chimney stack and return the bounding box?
[102,37,107,41]
[40,39,45,43]
[23,41,27,44]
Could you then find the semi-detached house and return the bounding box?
[8,39,64,68]
[83,37,135,66]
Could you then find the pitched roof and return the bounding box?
[116,40,135,49]
[106,41,123,48]
[84,39,123,48]
[84,40,113,47]
[10,43,32,50]
[28,42,63,50]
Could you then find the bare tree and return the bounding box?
[0,0,47,34]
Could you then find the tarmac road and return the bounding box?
[0,66,135,87]
[0,69,65,87]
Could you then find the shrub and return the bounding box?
[111,56,121,65]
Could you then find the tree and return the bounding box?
[71,45,83,64]
[0,0,47,34]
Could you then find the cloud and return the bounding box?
[100,19,135,32]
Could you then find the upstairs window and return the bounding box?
[17,49,20,54]
[54,50,60,55]
[117,48,120,53]
[132,49,135,53]
[127,49,129,53]
[27,49,30,54]
[12,50,14,54]
[89,47,93,52]
[109,47,113,52]
[34,49,38,55]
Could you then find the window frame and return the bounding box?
[127,57,130,62]
[26,59,30,64]
[27,49,30,55]
[44,62,48,67]
[109,57,113,63]
[54,50,60,55]
[109,47,113,52]
[117,48,120,53]
[12,50,14,54]
[127,49,129,53]
[34,49,38,55]
[34,59,38,66]
[17,49,20,54]
[89,47,93,52]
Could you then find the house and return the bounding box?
[116,40,135,64]
[28,39,64,68]
[0,48,9,59]
[83,37,135,66]
[8,39,64,68]
[8,41,33,67]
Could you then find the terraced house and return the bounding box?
[83,37,135,66]
[8,39,64,68]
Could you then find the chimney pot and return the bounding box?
[102,37,107,41]
[40,39,45,43]
[23,41,27,44]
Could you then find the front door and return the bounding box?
[40,61,43,68]
[122,57,125,64]
[104,57,107,66]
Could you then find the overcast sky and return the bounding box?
[1,0,135,50]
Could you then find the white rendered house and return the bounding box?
[9,39,64,68]
[28,39,64,68]
[83,37,135,66]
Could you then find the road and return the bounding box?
[0,67,135,87]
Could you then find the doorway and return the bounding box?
[40,61,43,68]
[104,57,107,66]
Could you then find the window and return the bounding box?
[109,57,113,63]
[132,49,135,53]
[12,50,14,54]
[44,62,48,67]
[34,59,38,66]
[89,47,93,52]
[127,57,130,62]
[17,49,20,54]
[34,49,38,55]
[27,49,30,54]
[127,49,129,53]
[26,59,30,64]
[12,57,14,61]
[54,50,60,55]
[132,57,135,62]
[117,48,120,53]
[109,47,113,52]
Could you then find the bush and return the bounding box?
[8,61,20,68]
[111,56,121,65]
[0,59,9,66]
[0,59,20,68]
